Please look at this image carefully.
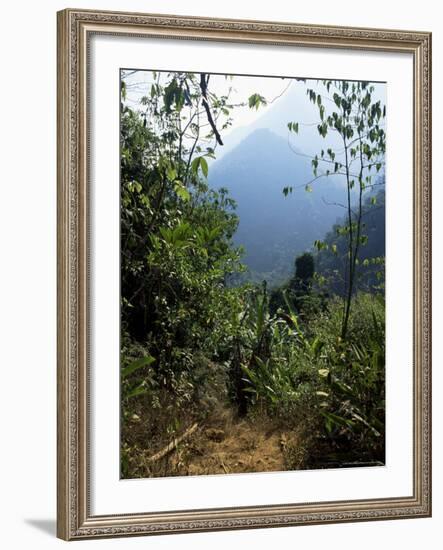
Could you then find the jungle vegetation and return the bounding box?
[120,71,386,478]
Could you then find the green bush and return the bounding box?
[240,291,385,467]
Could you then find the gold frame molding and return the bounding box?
[57,8,432,540]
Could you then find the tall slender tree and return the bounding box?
[285,80,386,338]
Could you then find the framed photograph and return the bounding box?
[57,8,432,540]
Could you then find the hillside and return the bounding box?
[316,187,386,295]
[209,128,345,285]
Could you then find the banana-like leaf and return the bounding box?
[122,355,155,379]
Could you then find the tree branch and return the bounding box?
[199,73,223,146]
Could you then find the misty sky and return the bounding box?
[123,70,296,129]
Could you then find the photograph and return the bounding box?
[119,69,387,479]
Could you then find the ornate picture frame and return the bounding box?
[57,8,431,540]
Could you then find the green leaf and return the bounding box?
[163,78,178,113]
[248,93,267,110]
[122,355,155,379]
[333,93,341,108]
[121,80,127,100]
[314,239,328,251]
[200,156,208,178]
[191,156,200,175]
[175,184,191,202]
[321,411,355,433]
[166,166,177,182]
[282,290,300,332]
[125,383,149,399]
[311,157,319,175]
[191,156,209,179]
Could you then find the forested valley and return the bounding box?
[120,71,386,478]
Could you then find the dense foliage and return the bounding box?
[120,72,385,478]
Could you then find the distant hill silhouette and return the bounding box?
[209,128,347,286]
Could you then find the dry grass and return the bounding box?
[122,406,306,478]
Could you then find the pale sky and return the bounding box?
[122,70,386,164]
[122,69,297,134]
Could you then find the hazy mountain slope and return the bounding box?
[209,128,346,285]
[216,81,386,162]
[216,85,325,161]
[316,188,386,295]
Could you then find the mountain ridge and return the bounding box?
[209,127,346,285]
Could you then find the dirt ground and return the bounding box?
[125,406,383,478]
[182,418,286,475]
[137,409,300,477]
